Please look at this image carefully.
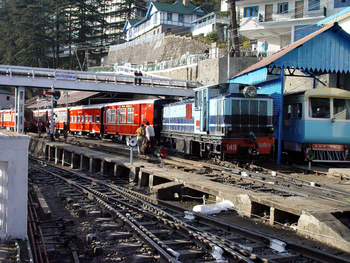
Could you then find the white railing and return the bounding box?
[110,33,165,51]
[0,65,199,89]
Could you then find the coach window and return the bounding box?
[120,108,126,123]
[107,109,111,123]
[96,115,100,123]
[309,98,330,118]
[85,116,88,122]
[117,109,120,123]
[89,116,92,122]
[127,108,134,123]
[111,109,116,123]
[333,99,350,120]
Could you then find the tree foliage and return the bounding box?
[0,0,107,69]
[0,0,220,69]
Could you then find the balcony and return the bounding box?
[258,8,325,23]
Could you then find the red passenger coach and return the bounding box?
[0,108,30,131]
[33,109,49,130]
[53,107,68,131]
[69,104,104,136]
[103,99,170,140]
[0,109,14,129]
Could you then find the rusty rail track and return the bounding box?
[28,156,350,263]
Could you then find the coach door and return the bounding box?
[200,89,210,132]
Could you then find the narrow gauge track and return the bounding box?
[166,157,350,206]
[28,156,350,263]
[63,137,350,206]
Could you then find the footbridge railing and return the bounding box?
[0,65,198,97]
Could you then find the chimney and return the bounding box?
[183,0,188,7]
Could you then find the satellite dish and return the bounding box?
[243,86,257,97]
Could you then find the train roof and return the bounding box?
[105,98,164,107]
[305,87,350,99]
[69,103,105,110]
[285,87,350,99]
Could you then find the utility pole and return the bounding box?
[229,0,240,57]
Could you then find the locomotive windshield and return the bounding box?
[334,99,350,120]
[309,98,330,118]
[309,97,350,119]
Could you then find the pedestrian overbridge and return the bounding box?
[0,65,197,133]
[0,65,197,97]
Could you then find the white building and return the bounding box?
[317,6,350,33]
[236,0,350,53]
[0,89,14,110]
[123,0,207,42]
[191,12,230,41]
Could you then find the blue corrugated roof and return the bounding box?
[233,23,350,80]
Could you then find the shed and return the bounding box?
[231,22,350,165]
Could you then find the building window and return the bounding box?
[309,0,320,10]
[294,24,320,41]
[243,6,259,17]
[6,96,9,101]
[277,2,288,14]
[179,14,184,23]
[167,13,172,21]
[334,0,349,8]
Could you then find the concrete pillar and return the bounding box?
[16,87,25,134]
[55,148,59,164]
[270,207,275,226]
[138,171,149,187]
[0,133,29,238]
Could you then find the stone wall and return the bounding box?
[108,35,258,86]
[108,35,210,66]
[154,56,258,86]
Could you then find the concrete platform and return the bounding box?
[28,137,350,252]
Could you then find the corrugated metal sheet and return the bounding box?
[233,22,350,79]
[257,79,283,117]
[231,67,268,85]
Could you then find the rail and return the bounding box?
[0,65,199,89]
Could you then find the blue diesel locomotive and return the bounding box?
[161,83,275,159]
[282,87,350,162]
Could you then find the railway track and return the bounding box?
[61,136,350,206]
[28,156,350,263]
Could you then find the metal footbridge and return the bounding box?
[0,65,197,97]
[0,65,197,134]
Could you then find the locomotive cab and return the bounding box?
[162,83,275,160]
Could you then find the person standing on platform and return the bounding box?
[37,121,42,138]
[135,124,145,154]
[63,122,68,143]
[134,70,138,85]
[138,71,143,85]
[145,121,155,156]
